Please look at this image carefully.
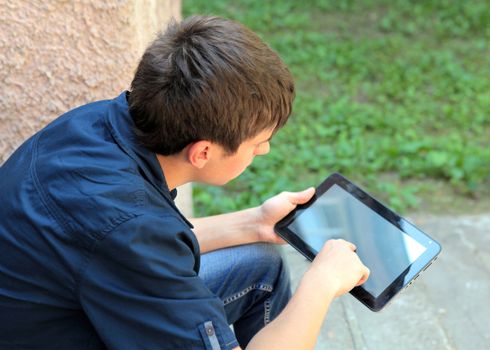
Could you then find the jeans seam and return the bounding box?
[223,283,273,306]
[264,298,272,325]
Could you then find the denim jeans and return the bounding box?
[199,243,292,348]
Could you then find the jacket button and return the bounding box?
[205,324,215,336]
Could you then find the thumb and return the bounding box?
[288,187,315,205]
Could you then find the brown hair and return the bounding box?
[128,15,295,155]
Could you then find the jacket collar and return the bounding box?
[105,91,193,228]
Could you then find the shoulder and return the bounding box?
[29,99,160,239]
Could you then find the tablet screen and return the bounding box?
[288,184,427,298]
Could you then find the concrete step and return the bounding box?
[283,214,490,350]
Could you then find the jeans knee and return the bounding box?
[199,243,291,307]
[248,244,291,293]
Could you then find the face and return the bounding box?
[200,128,273,185]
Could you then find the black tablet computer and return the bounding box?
[274,173,441,311]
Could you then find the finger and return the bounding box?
[356,267,370,286]
[286,187,315,205]
[335,238,357,252]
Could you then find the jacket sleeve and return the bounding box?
[78,214,239,350]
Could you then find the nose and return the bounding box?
[255,142,270,156]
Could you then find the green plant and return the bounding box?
[183,0,490,216]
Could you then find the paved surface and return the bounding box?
[282,214,490,350]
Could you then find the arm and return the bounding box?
[79,215,239,349]
[191,188,315,253]
[245,239,369,350]
[194,188,369,349]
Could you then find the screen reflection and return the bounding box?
[289,184,426,297]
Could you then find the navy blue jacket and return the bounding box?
[0,92,238,349]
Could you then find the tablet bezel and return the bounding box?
[274,173,441,311]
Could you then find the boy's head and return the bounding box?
[128,15,295,156]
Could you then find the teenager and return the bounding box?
[0,16,369,349]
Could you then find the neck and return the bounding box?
[156,153,193,191]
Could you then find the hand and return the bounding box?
[255,187,316,244]
[308,239,370,297]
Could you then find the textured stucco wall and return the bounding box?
[0,0,192,215]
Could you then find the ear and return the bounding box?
[187,141,213,169]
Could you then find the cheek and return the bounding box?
[226,148,257,175]
[235,153,255,172]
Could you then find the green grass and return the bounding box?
[183,0,490,216]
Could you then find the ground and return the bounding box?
[405,179,490,215]
[284,211,490,349]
